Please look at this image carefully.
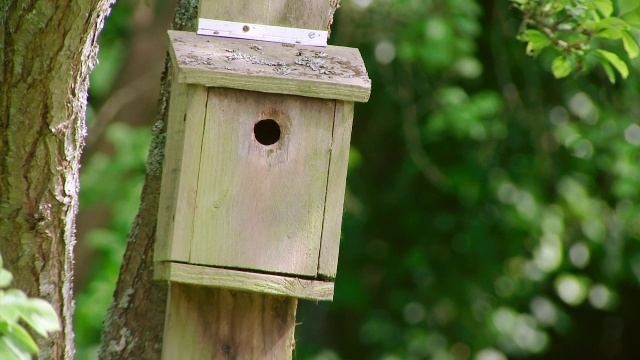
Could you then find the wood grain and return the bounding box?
[190,88,334,276]
[168,30,371,102]
[318,101,354,278]
[198,0,335,32]
[155,262,334,301]
[162,283,297,360]
[155,78,187,261]
[155,84,208,262]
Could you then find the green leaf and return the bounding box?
[622,31,640,58]
[551,56,572,78]
[18,299,60,338]
[600,57,617,83]
[622,11,640,27]
[594,27,624,39]
[0,290,27,325]
[590,17,631,39]
[597,49,630,78]
[618,0,640,15]
[0,254,3,269]
[520,29,551,56]
[0,307,20,325]
[591,0,614,17]
[0,290,27,303]
[0,337,31,360]
[0,323,38,355]
[0,270,12,288]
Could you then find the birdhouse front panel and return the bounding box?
[190,88,334,276]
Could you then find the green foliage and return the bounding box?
[0,255,60,360]
[292,0,640,359]
[75,122,150,359]
[512,0,640,82]
[74,2,147,358]
[78,0,640,359]
[87,0,135,111]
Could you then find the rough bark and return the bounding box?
[97,2,197,358]
[0,0,114,358]
[99,1,340,359]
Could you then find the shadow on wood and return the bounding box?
[163,283,297,359]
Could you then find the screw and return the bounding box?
[243,25,250,32]
[308,32,315,39]
[213,201,221,209]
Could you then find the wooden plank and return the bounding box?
[318,101,354,278]
[155,262,334,301]
[171,85,208,260]
[154,77,188,262]
[198,0,334,32]
[154,85,208,262]
[162,283,297,360]
[190,88,334,276]
[168,30,371,103]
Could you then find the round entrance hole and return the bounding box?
[254,119,281,145]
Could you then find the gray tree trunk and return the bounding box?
[0,1,114,358]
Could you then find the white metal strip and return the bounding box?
[197,18,328,47]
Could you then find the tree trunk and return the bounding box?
[0,1,114,358]
[99,0,341,358]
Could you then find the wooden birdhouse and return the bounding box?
[154,28,370,301]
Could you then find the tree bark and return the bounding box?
[0,1,114,358]
[99,1,341,359]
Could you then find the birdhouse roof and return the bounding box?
[168,30,371,102]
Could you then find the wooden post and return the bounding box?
[160,2,349,359]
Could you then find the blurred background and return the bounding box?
[74,0,640,359]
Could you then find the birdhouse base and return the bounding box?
[154,262,334,301]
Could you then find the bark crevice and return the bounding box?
[0,1,115,358]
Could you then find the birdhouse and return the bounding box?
[153,29,370,301]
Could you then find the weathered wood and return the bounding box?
[198,0,336,32]
[155,79,188,261]
[157,2,347,359]
[190,88,334,276]
[155,262,334,301]
[168,30,371,102]
[155,84,208,262]
[163,283,297,360]
[318,101,355,278]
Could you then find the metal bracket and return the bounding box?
[197,18,328,47]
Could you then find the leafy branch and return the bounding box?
[512,0,640,82]
[0,254,60,360]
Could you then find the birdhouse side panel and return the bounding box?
[155,84,208,262]
[318,101,355,279]
[155,80,188,262]
[190,88,335,277]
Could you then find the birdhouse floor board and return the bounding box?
[168,30,371,102]
[155,262,334,301]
